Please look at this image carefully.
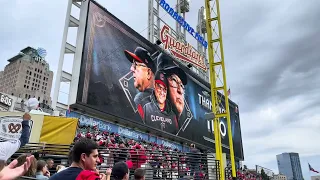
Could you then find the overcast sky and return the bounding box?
[1,0,320,178]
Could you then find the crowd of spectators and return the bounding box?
[73,125,209,179]
[235,168,261,180]
[0,113,219,180]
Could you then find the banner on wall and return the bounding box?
[39,116,78,145]
[0,112,43,143]
[75,0,243,159]
[67,111,183,151]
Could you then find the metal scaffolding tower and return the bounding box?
[52,0,88,115]
[204,0,236,179]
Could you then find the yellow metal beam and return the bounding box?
[204,0,224,179]
[205,0,237,178]
[215,0,236,177]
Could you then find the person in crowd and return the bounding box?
[0,155,34,180]
[134,168,145,180]
[111,161,130,180]
[36,160,50,179]
[15,154,37,177]
[46,158,56,174]
[49,138,100,180]
[0,112,31,171]
[188,144,201,180]
[124,47,156,120]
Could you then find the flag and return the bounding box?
[227,88,231,96]
[309,163,319,173]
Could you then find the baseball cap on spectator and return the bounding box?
[26,98,39,110]
[112,162,129,180]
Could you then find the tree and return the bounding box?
[260,169,270,180]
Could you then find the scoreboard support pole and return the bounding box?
[204,0,236,179]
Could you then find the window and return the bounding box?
[26,75,28,79]
[32,83,34,86]
[25,94,28,99]
[31,87,33,90]
[28,95,31,99]
[38,97,40,101]
[24,85,26,88]
[11,93,14,96]
[35,68,37,72]
[43,77,45,80]
[36,79,38,82]
[44,91,46,94]
[27,86,29,89]
[25,80,27,83]
[29,72,32,75]
[27,70,29,74]
[29,77,31,80]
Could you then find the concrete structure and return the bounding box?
[0,47,53,105]
[272,174,288,180]
[311,175,320,180]
[277,153,303,180]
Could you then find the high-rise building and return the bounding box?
[0,47,53,105]
[276,153,303,180]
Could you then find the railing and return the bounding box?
[12,143,221,180]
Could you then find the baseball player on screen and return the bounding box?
[142,70,177,134]
[156,53,191,132]
[124,47,156,120]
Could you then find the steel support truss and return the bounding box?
[52,0,88,115]
[204,0,236,179]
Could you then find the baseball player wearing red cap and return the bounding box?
[142,70,178,134]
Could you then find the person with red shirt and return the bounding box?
[49,138,101,180]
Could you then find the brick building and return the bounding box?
[0,46,53,105]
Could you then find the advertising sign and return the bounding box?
[0,93,13,107]
[0,115,33,141]
[76,0,243,159]
[67,111,183,151]
[159,0,208,48]
[160,25,207,71]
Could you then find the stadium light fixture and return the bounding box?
[204,112,215,120]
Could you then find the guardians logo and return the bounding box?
[160,25,207,71]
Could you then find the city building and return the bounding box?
[311,175,320,180]
[272,174,287,180]
[0,46,53,105]
[276,153,303,180]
